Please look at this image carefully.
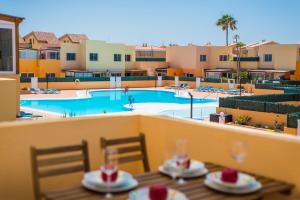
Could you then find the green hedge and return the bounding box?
[121,76,156,81]
[204,78,221,83]
[179,77,196,81]
[219,94,300,128]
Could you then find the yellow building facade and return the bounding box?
[61,40,136,77]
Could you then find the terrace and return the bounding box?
[1,113,300,199]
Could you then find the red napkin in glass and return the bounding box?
[221,168,238,183]
[101,165,118,182]
[149,184,168,200]
[176,155,191,169]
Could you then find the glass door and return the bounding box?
[0,28,13,72]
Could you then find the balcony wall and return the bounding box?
[0,114,300,199]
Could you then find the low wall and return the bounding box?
[0,78,17,121]
[0,114,141,200]
[1,114,300,199]
[20,79,255,91]
[0,74,20,113]
[253,88,284,95]
[216,107,288,131]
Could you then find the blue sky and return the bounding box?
[1,0,299,45]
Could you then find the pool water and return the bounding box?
[21,90,216,116]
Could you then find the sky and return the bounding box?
[0,0,299,46]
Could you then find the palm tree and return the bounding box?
[233,34,240,44]
[216,15,237,46]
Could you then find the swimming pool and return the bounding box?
[21,90,217,116]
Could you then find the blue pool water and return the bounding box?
[21,90,216,116]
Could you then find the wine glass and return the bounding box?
[102,147,118,199]
[230,141,248,164]
[175,139,188,185]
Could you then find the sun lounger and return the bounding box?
[18,111,42,119]
[30,88,41,94]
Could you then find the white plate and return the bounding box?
[128,187,188,200]
[84,170,132,188]
[163,160,205,174]
[206,171,256,189]
[204,179,262,194]
[82,177,138,193]
[159,165,208,178]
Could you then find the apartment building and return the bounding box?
[134,45,167,76]
[166,41,300,80]
[61,40,136,77]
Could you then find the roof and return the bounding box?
[24,31,60,49]
[0,13,24,23]
[19,36,26,44]
[59,34,88,43]
[135,45,166,51]
[246,40,279,48]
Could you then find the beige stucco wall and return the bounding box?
[0,78,17,121]
[83,40,135,73]
[60,43,84,71]
[258,44,299,70]
[208,46,235,69]
[134,61,167,75]
[0,74,20,113]
[166,45,209,76]
[217,107,287,129]
[1,114,300,199]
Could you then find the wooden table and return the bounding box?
[45,163,294,200]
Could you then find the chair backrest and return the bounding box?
[30,140,90,200]
[100,133,150,172]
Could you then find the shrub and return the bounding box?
[235,115,252,125]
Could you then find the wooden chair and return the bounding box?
[100,133,150,172]
[30,141,90,200]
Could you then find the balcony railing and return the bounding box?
[233,57,259,62]
[136,57,166,62]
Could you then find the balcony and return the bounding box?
[233,57,260,62]
[0,114,300,199]
[136,57,166,62]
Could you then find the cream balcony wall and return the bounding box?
[0,114,300,199]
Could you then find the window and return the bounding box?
[114,54,122,62]
[125,54,131,62]
[219,55,228,61]
[66,53,76,61]
[93,72,107,77]
[49,52,60,60]
[89,53,98,61]
[0,28,13,72]
[200,55,207,62]
[185,73,194,77]
[21,73,34,78]
[46,73,56,78]
[264,54,272,62]
[111,72,122,77]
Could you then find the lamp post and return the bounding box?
[188,92,193,119]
